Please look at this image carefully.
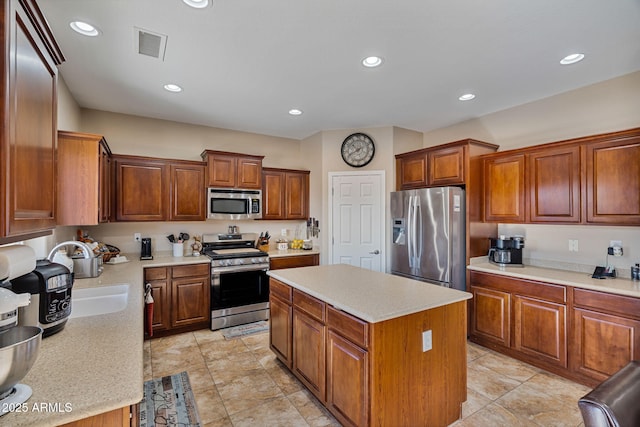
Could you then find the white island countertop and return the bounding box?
[268,264,472,323]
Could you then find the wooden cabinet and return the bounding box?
[469,271,567,370]
[262,168,310,220]
[527,145,581,223]
[269,253,319,270]
[269,279,293,367]
[57,131,112,225]
[293,301,326,400]
[201,150,263,189]
[60,404,136,427]
[571,288,640,384]
[428,144,465,186]
[585,134,640,224]
[0,0,65,243]
[396,150,428,189]
[483,153,526,223]
[144,263,210,337]
[114,155,205,222]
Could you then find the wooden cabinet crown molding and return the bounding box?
[18,0,65,65]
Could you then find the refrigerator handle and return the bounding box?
[407,195,414,268]
[416,198,423,259]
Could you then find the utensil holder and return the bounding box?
[172,243,184,257]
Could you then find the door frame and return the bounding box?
[328,170,386,272]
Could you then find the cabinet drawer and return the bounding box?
[270,278,292,303]
[145,267,167,281]
[172,263,210,279]
[470,271,566,304]
[327,306,369,349]
[270,254,319,270]
[293,289,325,321]
[573,288,640,320]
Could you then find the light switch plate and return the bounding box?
[422,330,432,352]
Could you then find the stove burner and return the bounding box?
[0,384,32,416]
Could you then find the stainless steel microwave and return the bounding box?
[207,188,262,220]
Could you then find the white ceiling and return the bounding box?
[39,0,640,140]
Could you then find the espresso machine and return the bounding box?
[488,236,525,267]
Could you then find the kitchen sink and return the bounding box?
[70,284,129,318]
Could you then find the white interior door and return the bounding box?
[329,171,385,272]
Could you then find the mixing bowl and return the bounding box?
[0,326,42,399]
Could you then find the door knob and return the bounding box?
[369,250,380,254]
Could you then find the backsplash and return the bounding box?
[499,223,640,279]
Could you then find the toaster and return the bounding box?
[71,254,103,278]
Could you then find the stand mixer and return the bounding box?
[0,246,43,417]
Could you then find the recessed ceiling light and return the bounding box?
[288,109,303,116]
[182,0,209,8]
[560,53,585,65]
[69,21,99,37]
[458,93,476,101]
[163,83,182,93]
[362,56,383,68]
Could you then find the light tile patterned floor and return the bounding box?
[145,329,591,426]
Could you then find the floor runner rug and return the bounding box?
[139,371,201,427]
[221,320,269,339]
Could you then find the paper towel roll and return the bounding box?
[0,245,36,281]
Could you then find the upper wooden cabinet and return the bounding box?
[483,154,526,223]
[395,139,498,190]
[585,134,640,224]
[262,168,310,220]
[527,145,581,223]
[482,127,640,225]
[201,150,263,189]
[57,131,112,225]
[0,0,65,243]
[114,155,205,221]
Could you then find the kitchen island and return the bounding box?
[267,264,472,427]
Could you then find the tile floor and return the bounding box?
[144,329,591,426]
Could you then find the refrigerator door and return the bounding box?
[414,187,452,284]
[390,190,412,276]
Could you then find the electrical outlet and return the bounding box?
[281,228,287,236]
[610,240,622,248]
[422,330,432,352]
[134,233,141,242]
[568,239,579,252]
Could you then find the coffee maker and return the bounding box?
[140,238,153,260]
[488,236,525,267]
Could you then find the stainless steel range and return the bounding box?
[202,233,270,330]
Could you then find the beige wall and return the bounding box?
[57,75,82,132]
[423,71,640,275]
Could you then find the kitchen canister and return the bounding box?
[172,242,184,257]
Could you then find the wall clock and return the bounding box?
[341,133,375,167]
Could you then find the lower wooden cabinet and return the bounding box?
[144,263,210,337]
[293,307,326,400]
[60,404,137,427]
[270,253,320,270]
[471,270,640,387]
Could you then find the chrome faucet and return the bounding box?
[47,241,94,261]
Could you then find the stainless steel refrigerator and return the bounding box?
[390,187,466,291]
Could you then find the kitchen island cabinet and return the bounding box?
[268,264,472,427]
[0,0,65,243]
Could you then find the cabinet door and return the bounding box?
[484,154,526,222]
[396,153,428,190]
[293,309,326,401]
[585,138,640,224]
[99,142,112,223]
[470,286,511,347]
[527,146,581,223]
[270,254,319,270]
[513,295,567,368]
[2,1,61,239]
[262,169,285,219]
[285,172,309,219]
[114,157,168,221]
[428,145,465,186]
[145,267,170,333]
[206,153,237,187]
[170,163,206,221]
[326,331,368,427]
[572,308,640,383]
[269,294,293,368]
[170,274,210,328]
[237,156,262,189]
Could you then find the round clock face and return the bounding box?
[341,133,375,167]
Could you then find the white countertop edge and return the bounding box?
[467,258,640,298]
[268,265,472,323]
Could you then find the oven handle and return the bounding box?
[211,264,270,274]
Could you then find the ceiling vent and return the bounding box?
[134,27,167,60]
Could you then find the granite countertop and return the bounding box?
[4,252,211,426]
[467,258,640,298]
[266,247,320,258]
[268,264,471,323]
